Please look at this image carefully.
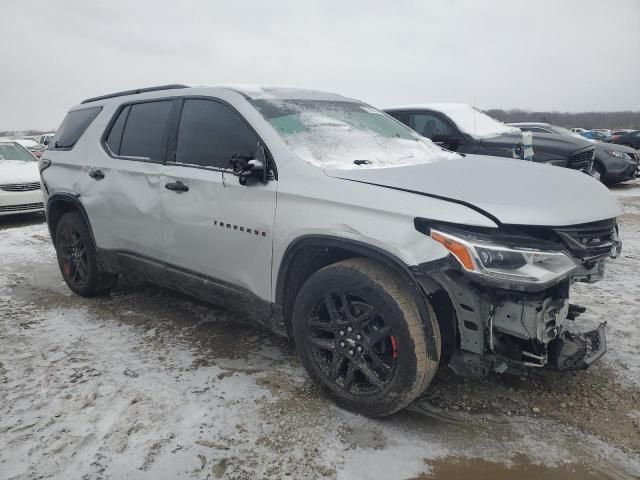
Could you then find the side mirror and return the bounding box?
[432,134,460,151]
[233,143,269,186]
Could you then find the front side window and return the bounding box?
[175,99,258,168]
[409,113,455,139]
[250,99,457,169]
[118,101,172,161]
[51,107,102,149]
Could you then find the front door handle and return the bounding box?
[165,181,189,193]
[88,169,105,180]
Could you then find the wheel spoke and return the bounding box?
[76,259,88,279]
[308,317,335,333]
[343,361,356,392]
[367,350,391,377]
[329,352,344,380]
[307,336,335,352]
[323,294,341,324]
[339,292,354,321]
[353,307,376,328]
[357,360,384,389]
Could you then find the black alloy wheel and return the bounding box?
[57,223,89,290]
[305,290,398,396]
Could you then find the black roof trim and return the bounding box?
[80,84,189,105]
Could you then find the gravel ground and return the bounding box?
[1,181,640,479]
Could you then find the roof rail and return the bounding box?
[80,84,189,104]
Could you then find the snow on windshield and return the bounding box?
[414,103,520,139]
[250,99,458,169]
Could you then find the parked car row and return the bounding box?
[0,140,44,216]
[507,122,639,184]
[35,84,624,417]
[569,127,639,147]
[384,104,597,173]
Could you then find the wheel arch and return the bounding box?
[274,235,442,362]
[46,194,94,245]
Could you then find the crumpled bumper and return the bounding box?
[547,322,607,370]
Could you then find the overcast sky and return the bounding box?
[2,0,639,130]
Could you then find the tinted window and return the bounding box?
[176,99,258,168]
[119,101,172,161]
[105,105,130,155]
[52,107,102,149]
[409,113,455,139]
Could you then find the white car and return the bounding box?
[0,141,43,216]
[38,133,56,146]
[42,85,622,416]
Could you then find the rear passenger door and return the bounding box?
[160,98,277,303]
[85,99,173,260]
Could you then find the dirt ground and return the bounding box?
[1,181,640,479]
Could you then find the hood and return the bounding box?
[324,155,622,227]
[596,143,637,155]
[481,132,593,154]
[0,160,40,183]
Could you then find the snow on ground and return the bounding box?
[572,179,640,386]
[1,202,640,478]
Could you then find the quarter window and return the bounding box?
[175,99,258,168]
[118,101,173,161]
[105,105,130,155]
[51,107,102,149]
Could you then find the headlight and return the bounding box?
[604,150,631,160]
[430,229,578,285]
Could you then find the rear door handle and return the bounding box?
[165,181,189,193]
[88,169,105,180]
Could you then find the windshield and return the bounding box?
[0,143,36,162]
[425,104,520,139]
[250,99,458,169]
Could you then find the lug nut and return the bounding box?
[340,330,345,336]
[357,346,362,352]
[356,334,361,340]
[340,342,345,348]
[349,349,354,355]
[347,327,353,333]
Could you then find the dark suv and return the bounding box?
[385,103,596,173]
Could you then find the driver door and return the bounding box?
[160,98,277,303]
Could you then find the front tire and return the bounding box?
[292,258,440,417]
[54,212,117,296]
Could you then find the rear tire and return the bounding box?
[54,212,117,296]
[292,258,440,417]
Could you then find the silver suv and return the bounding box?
[41,85,622,417]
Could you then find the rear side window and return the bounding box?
[116,101,172,161]
[51,107,102,149]
[175,99,258,168]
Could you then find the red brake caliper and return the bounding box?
[390,336,398,359]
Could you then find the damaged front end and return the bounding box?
[415,218,621,376]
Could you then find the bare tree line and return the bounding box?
[3,109,640,138]
[487,109,640,130]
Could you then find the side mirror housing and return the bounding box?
[233,143,270,186]
[432,134,461,151]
